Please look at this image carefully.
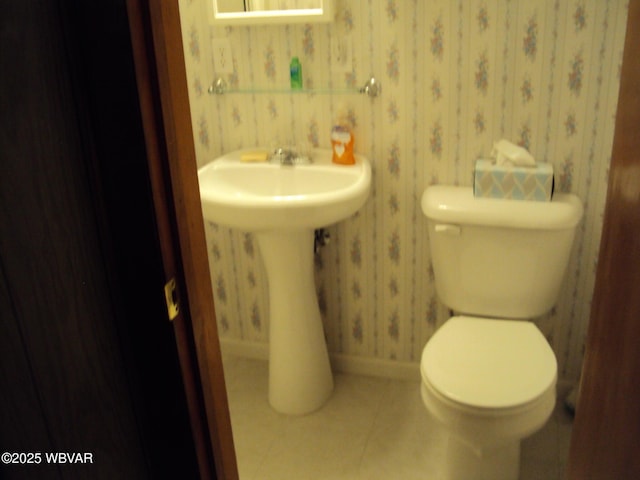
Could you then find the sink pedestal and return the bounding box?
[255,229,334,415]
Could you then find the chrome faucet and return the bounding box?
[270,147,295,165]
[269,147,313,166]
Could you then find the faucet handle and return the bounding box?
[268,146,313,165]
[268,147,289,164]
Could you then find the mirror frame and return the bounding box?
[209,0,334,25]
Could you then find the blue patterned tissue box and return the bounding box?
[473,159,554,202]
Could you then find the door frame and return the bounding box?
[126,1,237,479]
[567,0,640,478]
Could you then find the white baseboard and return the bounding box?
[219,338,421,382]
[330,352,420,381]
[219,338,577,388]
[220,338,269,361]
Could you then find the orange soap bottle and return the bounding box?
[331,109,355,165]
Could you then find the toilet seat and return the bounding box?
[421,316,557,410]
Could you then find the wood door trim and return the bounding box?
[567,0,640,478]
[125,1,237,479]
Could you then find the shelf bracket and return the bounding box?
[208,77,227,95]
[359,76,381,98]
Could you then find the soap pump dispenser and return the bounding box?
[330,107,355,165]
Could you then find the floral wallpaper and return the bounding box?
[179,0,629,382]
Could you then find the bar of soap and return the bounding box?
[240,151,269,162]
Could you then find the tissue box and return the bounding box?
[473,159,554,202]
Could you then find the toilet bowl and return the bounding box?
[420,185,583,480]
[420,316,556,480]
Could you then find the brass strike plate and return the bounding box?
[164,278,180,321]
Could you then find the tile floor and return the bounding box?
[223,355,573,480]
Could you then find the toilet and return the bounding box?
[420,185,583,480]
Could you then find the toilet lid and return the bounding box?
[421,316,557,409]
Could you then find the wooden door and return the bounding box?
[567,0,640,478]
[0,1,206,478]
[126,1,238,478]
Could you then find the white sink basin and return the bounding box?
[197,148,371,415]
[198,148,371,231]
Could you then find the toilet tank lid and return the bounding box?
[421,185,583,230]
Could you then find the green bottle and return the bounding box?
[290,57,303,90]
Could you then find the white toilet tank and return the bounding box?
[421,185,583,319]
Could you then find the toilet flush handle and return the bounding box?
[434,223,461,236]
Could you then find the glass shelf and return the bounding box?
[207,76,381,98]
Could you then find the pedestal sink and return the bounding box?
[198,148,371,414]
